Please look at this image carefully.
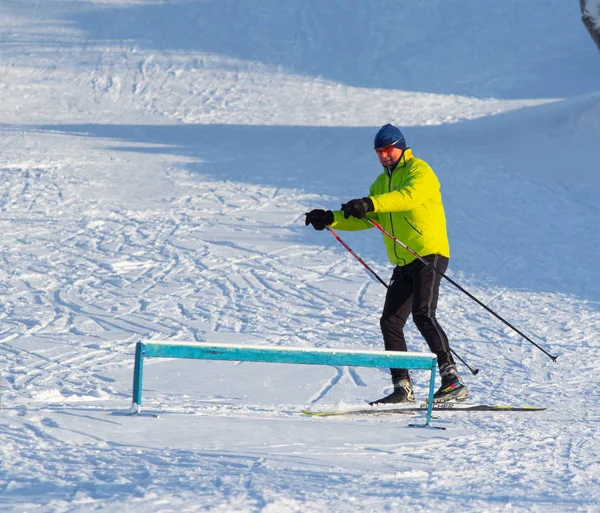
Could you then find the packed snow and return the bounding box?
[1,1,599,511]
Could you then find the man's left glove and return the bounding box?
[305,209,334,230]
[341,197,374,219]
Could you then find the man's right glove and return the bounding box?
[341,197,374,219]
[305,209,334,231]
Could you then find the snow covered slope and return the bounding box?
[1,1,599,511]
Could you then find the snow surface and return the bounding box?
[1,1,599,511]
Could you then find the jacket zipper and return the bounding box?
[387,170,401,261]
[404,217,422,235]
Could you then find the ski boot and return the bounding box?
[369,378,415,405]
[433,365,469,403]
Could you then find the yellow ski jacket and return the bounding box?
[329,148,450,266]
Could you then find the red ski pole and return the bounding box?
[326,227,388,288]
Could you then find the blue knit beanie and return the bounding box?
[374,124,406,150]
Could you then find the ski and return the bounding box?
[301,407,416,418]
[301,403,546,418]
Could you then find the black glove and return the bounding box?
[341,197,374,219]
[305,209,334,230]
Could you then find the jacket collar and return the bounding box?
[385,148,414,175]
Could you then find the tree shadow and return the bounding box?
[23,122,375,197]
[66,0,600,99]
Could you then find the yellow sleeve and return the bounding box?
[329,211,378,231]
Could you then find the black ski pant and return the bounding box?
[380,254,455,383]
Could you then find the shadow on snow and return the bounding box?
[8,104,598,305]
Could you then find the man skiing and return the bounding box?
[305,124,469,405]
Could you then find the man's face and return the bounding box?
[375,145,403,167]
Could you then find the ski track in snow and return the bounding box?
[1,1,599,511]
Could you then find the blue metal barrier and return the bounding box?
[131,342,438,426]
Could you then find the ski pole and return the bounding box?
[326,227,388,288]
[365,218,558,362]
[325,226,480,375]
[447,347,479,376]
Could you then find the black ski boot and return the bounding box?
[370,378,415,405]
[433,365,469,403]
